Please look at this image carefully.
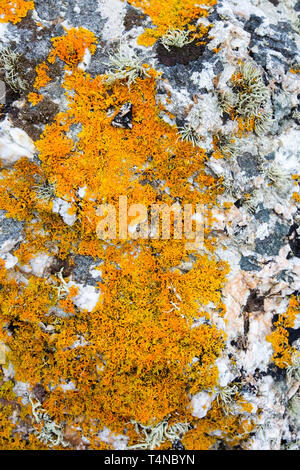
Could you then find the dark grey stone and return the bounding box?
[255,207,271,223]
[72,255,102,286]
[255,222,289,256]
[240,255,262,272]
[62,0,107,37]
[244,14,264,34]
[34,0,58,21]
[213,59,224,75]
[276,270,293,283]
[237,153,260,177]
[265,152,275,161]
[0,211,24,245]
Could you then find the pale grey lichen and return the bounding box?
[222,62,273,136]
[243,190,262,214]
[215,384,239,415]
[105,44,150,88]
[29,395,69,448]
[286,353,300,384]
[0,46,28,92]
[263,162,292,193]
[160,28,193,51]
[292,109,300,122]
[52,268,70,300]
[219,89,236,115]
[177,124,202,147]
[288,394,300,419]
[128,418,190,450]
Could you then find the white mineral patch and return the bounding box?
[0,252,18,269]
[0,238,21,255]
[30,253,53,277]
[66,281,102,312]
[0,120,36,167]
[13,381,30,405]
[276,127,300,172]
[191,391,215,419]
[191,64,215,91]
[98,426,129,450]
[52,198,77,226]
[60,381,77,392]
[98,0,126,42]
[78,48,92,72]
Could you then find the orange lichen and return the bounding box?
[28,91,43,106]
[266,296,300,368]
[0,0,34,24]
[292,192,300,204]
[33,62,51,90]
[48,27,97,68]
[126,0,216,46]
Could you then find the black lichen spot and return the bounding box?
[286,327,300,345]
[287,223,300,259]
[244,290,265,313]
[16,55,37,92]
[13,97,59,141]
[32,383,48,403]
[255,222,289,257]
[237,152,260,177]
[112,102,133,129]
[244,14,264,34]
[49,256,74,278]
[267,363,286,382]
[0,84,20,121]
[172,439,185,450]
[156,40,207,67]
[234,199,243,209]
[124,6,146,31]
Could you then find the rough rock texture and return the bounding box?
[0,0,300,451]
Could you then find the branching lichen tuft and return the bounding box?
[160,28,193,51]
[105,44,151,87]
[0,46,28,92]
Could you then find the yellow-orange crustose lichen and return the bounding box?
[33,62,51,90]
[126,0,216,46]
[27,91,43,106]
[0,21,256,449]
[48,27,97,68]
[266,296,300,369]
[0,0,34,24]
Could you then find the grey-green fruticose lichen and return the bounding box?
[160,28,193,51]
[105,43,150,87]
[128,418,190,450]
[221,62,273,136]
[0,46,28,92]
[29,395,69,448]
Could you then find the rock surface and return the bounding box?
[0,0,299,451]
